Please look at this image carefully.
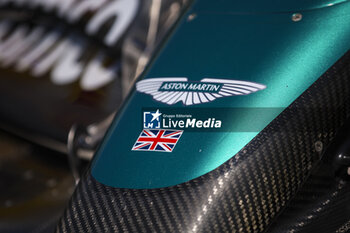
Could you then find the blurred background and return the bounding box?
[0,0,188,232]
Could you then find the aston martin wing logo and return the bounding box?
[136,77,266,106]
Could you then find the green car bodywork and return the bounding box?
[92,0,350,189]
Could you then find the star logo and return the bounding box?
[150,109,162,123]
[143,110,162,129]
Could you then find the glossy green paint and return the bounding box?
[193,0,349,13]
[92,0,350,189]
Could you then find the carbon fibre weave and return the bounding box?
[56,51,350,233]
[269,162,350,233]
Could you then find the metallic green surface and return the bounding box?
[193,0,349,13]
[92,0,350,189]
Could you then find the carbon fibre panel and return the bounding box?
[56,50,350,232]
[269,162,350,233]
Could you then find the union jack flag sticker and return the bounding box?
[132,129,183,152]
